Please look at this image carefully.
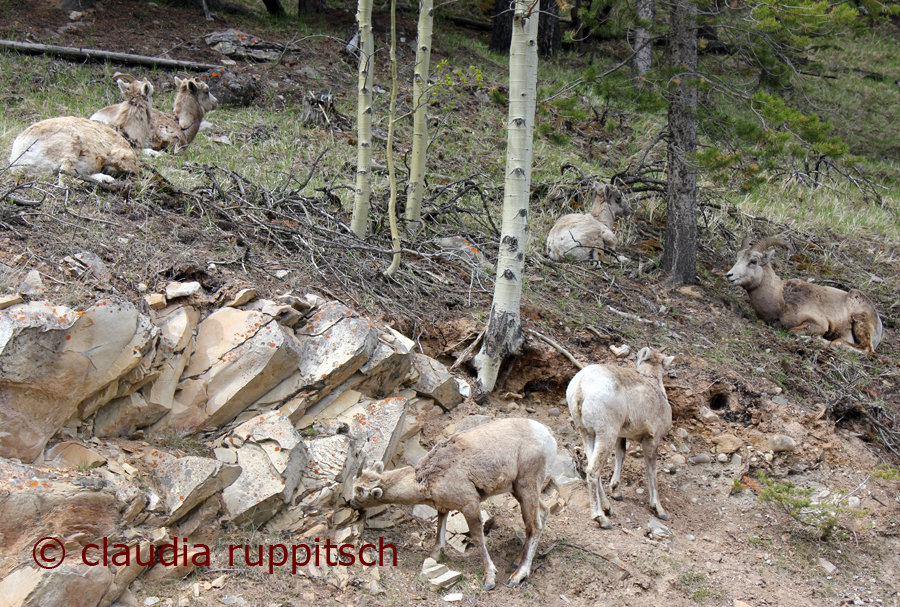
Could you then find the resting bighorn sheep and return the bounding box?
[567,347,674,528]
[9,80,153,181]
[92,74,217,152]
[726,236,883,353]
[351,418,556,590]
[546,183,631,262]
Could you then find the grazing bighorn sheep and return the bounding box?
[9,80,153,181]
[567,347,674,528]
[726,236,883,353]
[350,418,556,590]
[92,74,217,152]
[546,183,631,262]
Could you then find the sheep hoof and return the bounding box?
[655,512,669,521]
[611,494,623,501]
[484,582,496,591]
[506,580,520,588]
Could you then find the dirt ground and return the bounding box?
[3,2,900,606]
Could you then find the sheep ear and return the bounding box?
[188,79,199,94]
[372,461,384,474]
[762,249,776,265]
[118,79,130,95]
[636,347,650,367]
[663,355,675,368]
[175,76,184,87]
[372,488,383,499]
[142,82,154,98]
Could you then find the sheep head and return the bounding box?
[350,460,387,509]
[726,236,788,290]
[635,347,674,382]
[117,78,154,122]
[590,182,631,220]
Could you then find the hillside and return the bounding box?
[1,2,900,606]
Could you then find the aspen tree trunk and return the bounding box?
[403,0,434,234]
[384,0,402,275]
[350,0,375,238]
[473,0,539,400]
[633,0,654,80]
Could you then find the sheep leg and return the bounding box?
[609,436,626,501]
[429,511,449,560]
[508,478,543,587]
[463,503,497,590]
[583,431,613,528]
[641,435,667,521]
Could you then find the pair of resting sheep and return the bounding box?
[8,73,217,183]
[351,346,674,590]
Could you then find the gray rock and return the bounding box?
[647,518,672,540]
[711,433,743,454]
[165,281,201,299]
[0,300,157,461]
[356,342,412,399]
[0,563,114,607]
[689,453,712,465]
[145,451,241,522]
[18,270,46,296]
[768,434,798,453]
[411,354,463,411]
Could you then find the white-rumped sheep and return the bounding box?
[9,78,153,181]
[726,236,883,353]
[567,347,674,528]
[9,118,140,182]
[92,75,217,152]
[350,418,557,590]
[546,183,631,262]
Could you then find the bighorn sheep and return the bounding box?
[567,347,674,528]
[92,74,217,152]
[9,79,153,182]
[546,183,631,262]
[726,236,883,353]
[350,418,557,590]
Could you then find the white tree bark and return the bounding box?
[350,0,375,238]
[403,0,434,235]
[473,0,539,399]
[384,0,402,275]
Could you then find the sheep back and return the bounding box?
[567,364,671,439]
[546,213,615,261]
[9,117,139,178]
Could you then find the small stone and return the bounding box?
[689,453,712,465]
[166,281,202,299]
[413,504,437,520]
[610,344,630,358]
[734,601,754,607]
[443,593,463,602]
[273,270,290,279]
[226,288,257,307]
[685,534,695,541]
[847,496,861,509]
[0,293,24,309]
[675,427,688,438]
[143,599,161,606]
[179,599,190,607]
[137,282,148,293]
[647,518,672,540]
[712,433,743,454]
[670,454,686,465]
[772,395,789,405]
[210,575,227,588]
[213,447,237,464]
[429,570,462,590]
[716,453,728,463]
[549,407,561,417]
[698,406,720,423]
[819,558,837,575]
[145,293,167,309]
[732,454,743,468]
[768,434,797,453]
[421,557,448,580]
[18,270,46,296]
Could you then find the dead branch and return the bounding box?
[0,40,221,71]
[528,329,584,370]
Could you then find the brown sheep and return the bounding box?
[726,236,883,353]
[350,417,556,590]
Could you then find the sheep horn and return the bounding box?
[740,236,751,250]
[112,72,136,83]
[751,236,789,252]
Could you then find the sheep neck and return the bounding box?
[747,265,785,323]
[173,96,203,145]
[376,467,428,506]
[590,199,614,227]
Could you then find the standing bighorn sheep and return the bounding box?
[92,74,217,152]
[9,79,153,181]
[567,347,674,528]
[350,418,557,590]
[726,236,883,353]
[546,183,631,262]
